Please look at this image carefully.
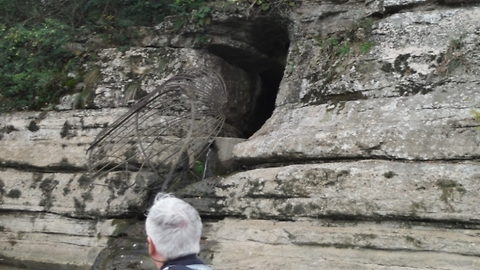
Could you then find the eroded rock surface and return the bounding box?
[1,0,480,269]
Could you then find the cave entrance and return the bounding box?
[206,18,290,138]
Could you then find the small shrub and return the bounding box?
[192,6,211,26]
[0,19,77,111]
[171,0,212,26]
[196,33,208,44]
[328,37,339,46]
[360,41,373,54]
[248,0,296,13]
[337,45,350,57]
[436,35,467,75]
[0,0,175,112]
[354,18,373,36]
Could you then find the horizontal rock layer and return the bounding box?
[204,218,480,270]
[184,161,480,222]
[2,1,480,270]
[234,84,480,162]
[0,212,118,270]
[0,110,149,269]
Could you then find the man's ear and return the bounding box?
[147,237,156,257]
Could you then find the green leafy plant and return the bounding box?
[192,6,211,26]
[352,18,373,37]
[0,0,184,112]
[327,37,339,46]
[171,0,212,26]
[316,17,376,58]
[337,45,350,57]
[360,41,373,54]
[195,33,208,44]
[248,0,295,12]
[0,19,77,111]
[307,17,377,91]
[437,35,467,75]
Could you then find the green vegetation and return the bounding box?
[309,17,376,87]
[192,160,205,176]
[248,0,295,11]
[337,45,350,57]
[170,0,212,27]
[192,6,212,26]
[437,34,467,75]
[360,41,373,54]
[473,110,480,121]
[0,0,298,112]
[316,18,375,58]
[0,0,211,113]
[0,19,77,111]
[473,110,480,131]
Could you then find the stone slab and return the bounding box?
[204,218,480,270]
[234,85,480,162]
[0,169,150,218]
[0,212,116,270]
[183,161,480,223]
[0,109,127,169]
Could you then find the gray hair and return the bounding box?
[145,193,202,260]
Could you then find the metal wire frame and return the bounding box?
[86,68,228,191]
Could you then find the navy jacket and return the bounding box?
[161,254,209,270]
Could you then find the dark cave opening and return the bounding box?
[244,66,285,137]
[205,18,290,138]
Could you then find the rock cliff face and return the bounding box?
[1,0,480,269]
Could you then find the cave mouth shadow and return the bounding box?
[206,18,290,138]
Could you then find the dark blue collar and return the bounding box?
[161,254,203,269]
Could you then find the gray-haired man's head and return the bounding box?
[145,193,202,260]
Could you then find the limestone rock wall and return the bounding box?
[0,109,154,269]
[184,1,480,269]
[1,0,480,269]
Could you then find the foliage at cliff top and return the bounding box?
[0,0,210,112]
